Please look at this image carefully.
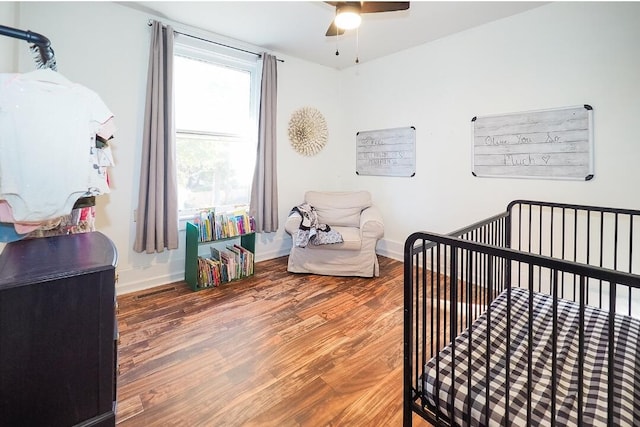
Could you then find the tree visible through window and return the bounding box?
[174,39,259,217]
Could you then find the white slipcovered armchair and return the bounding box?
[284,190,384,277]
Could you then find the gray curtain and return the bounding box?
[250,53,279,233]
[134,20,179,253]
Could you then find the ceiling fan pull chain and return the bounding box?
[334,7,340,56]
[355,27,360,64]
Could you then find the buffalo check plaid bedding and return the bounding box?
[423,287,640,426]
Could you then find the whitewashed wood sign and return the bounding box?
[472,105,594,180]
[356,126,416,177]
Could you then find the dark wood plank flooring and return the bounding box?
[116,256,431,426]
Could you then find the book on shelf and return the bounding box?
[192,208,255,242]
[197,256,221,288]
[208,244,256,282]
[226,244,254,278]
[220,249,237,281]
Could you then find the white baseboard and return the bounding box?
[115,237,403,296]
[116,266,185,295]
[376,238,404,261]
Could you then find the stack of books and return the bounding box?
[192,208,256,243]
[196,257,221,288]
[195,244,254,288]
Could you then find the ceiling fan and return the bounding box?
[325,1,410,36]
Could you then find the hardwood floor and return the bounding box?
[116,256,431,426]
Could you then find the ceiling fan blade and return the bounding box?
[325,21,346,37]
[361,2,410,13]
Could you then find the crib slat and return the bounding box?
[485,256,493,426]
[573,207,578,300]
[614,213,619,278]
[551,269,558,427]
[466,248,473,427]
[448,249,457,422]
[608,280,616,426]
[629,216,634,315]
[527,264,534,426]
[578,275,585,425]
[435,243,441,422]
[599,211,604,309]
[505,283,511,426]
[586,210,591,306]
[429,247,434,358]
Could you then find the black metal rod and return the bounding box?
[573,208,579,300]
[402,235,414,427]
[429,247,434,357]
[614,213,619,273]
[538,205,544,292]
[505,279,511,426]
[578,275,585,425]
[484,256,493,425]
[448,248,457,421]
[507,199,640,217]
[147,20,284,63]
[630,214,635,274]
[466,249,473,427]
[435,243,441,419]
[0,24,56,70]
[608,280,616,426]
[600,211,605,308]
[422,247,427,368]
[551,269,558,426]
[527,264,534,426]
[586,210,591,306]
[0,24,50,46]
[414,251,420,397]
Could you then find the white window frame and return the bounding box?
[173,34,261,222]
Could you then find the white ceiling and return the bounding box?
[128,1,547,70]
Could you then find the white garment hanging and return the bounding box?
[0,69,114,222]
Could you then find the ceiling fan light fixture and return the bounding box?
[335,5,361,30]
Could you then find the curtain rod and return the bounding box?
[147,20,283,63]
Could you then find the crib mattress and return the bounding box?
[423,287,640,426]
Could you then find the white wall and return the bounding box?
[339,2,640,259]
[8,2,640,293]
[15,1,343,294]
[0,2,17,72]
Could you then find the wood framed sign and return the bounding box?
[356,126,416,177]
[472,105,594,180]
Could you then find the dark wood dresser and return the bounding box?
[0,232,118,427]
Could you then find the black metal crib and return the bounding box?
[403,200,640,427]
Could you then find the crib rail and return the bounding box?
[508,200,640,315]
[403,200,640,427]
[403,209,512,426]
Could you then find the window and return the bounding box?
[174,36,260,218]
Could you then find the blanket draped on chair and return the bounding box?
[291,203,343,247]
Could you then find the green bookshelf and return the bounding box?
[184,221,255,291]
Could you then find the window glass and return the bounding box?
[174,39,259,217]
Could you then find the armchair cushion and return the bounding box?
[305,191,372,228]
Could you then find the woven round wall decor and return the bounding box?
[288,107,328,156]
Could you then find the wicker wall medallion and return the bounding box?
[288,107,328,156]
